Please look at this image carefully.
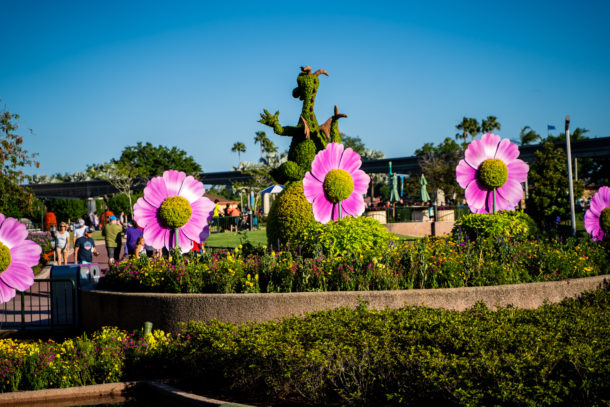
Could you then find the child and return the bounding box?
[134,237,146,259]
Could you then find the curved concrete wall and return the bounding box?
[81,274,610,333]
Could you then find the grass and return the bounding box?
[206,229,268,248]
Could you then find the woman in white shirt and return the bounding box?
[54,222,70,265]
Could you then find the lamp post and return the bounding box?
[565,115,576,237]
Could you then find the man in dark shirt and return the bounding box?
[74,228,99,264]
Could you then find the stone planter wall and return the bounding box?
[80,275,609,333]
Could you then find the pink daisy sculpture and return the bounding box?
[303,142,370,224]
[133,170,215,253]
[456,133,529,213]
[0,214,41,304]
[584,186,610,241]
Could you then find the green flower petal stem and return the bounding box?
[0,242,11,273]
[478,159,508,190]
[323,169,354,203]
[600,207,610,234]
[158,196,192,229]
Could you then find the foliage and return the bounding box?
[452,211,538,241]
[27,231,54,268]
[47,198,88,222]
[526,142,584,228]
[341,134,366,155]
[266,181,315,248]
[518,125,541,145]
[88,162,143,217]
[107,192,143,216]
[295,216,395,257]
[115,142,202,178]
[455,116,480,143]
[415,137,464,203]
[101,235,609,294]
[0,102,41,218]
[288,139,317,169]
[178,287,610,406]
[231,141,246,164]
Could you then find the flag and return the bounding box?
[547,125,556,130]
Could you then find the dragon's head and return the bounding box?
[292,66,328,101]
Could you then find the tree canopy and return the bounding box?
[115,142,202,178]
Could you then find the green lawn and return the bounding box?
[206,229,268,248]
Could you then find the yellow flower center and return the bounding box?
[158,196,192,229]
[600,207,610,234]
[0,242,11,273]
[478,159,508,190]
[323,169,354,203]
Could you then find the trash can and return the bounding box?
[51,263,101,327]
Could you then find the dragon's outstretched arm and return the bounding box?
[259,109,301,138]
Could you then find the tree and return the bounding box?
[232,142,246,164]
[455,117,480,144]
[47,198,88,223]
[481,115,501,134]
[0,101,41,218]
[254,131,269,161]
[415,137,464,203]
[526,142,584,228]
[88,162,142,218]
[341,134,366,155]
[115,142,201,178]
[518,125,541,146]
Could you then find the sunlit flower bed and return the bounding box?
[100,236,610,294]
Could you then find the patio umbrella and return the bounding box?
[420,174,431,203]
[260,185,285,194]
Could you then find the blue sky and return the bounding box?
[2,0,609,178]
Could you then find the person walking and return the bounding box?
[125,220,144,257]
[73,218,86,247]
[54,222,70,265]
[74,227,99,264]
[102,216,123,266]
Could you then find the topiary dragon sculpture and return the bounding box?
[259,65,347,183]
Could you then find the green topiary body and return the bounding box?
[266,181,315,247]
[452,210,538,241]
[261,66,349,243]
[294,216,395,257]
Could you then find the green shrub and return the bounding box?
[47,198,88,222]
[266,181,315,248]
[452,210,537,241]
[107,192,143,215]
[295,216,395,257]
[288,139,317,169]
[280,161,306,182]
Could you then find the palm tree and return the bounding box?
[231,142,246,164]
[253,131,268,161]
[519,126,541,146]
[481,115,501,134]
[455,117,480,143]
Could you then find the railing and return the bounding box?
[0,278,76,331]
[366,205,467,224]
[209,215,260,233]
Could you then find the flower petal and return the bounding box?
[143,176,169,208]
[341,193,365,217]
[494,138,519,163]
[456,160,477,189]
[311,142,343,181]
[0,281,16,303]
[178,175,204,204]
[0,217,28,249]
[10,240,42,268]
[0,262,34,291]
[584,209,601,240]
[497,179,523,209]
[181,198,214,242]
[177,230,194,253]
[163,170,187,197]
[312,196,334,224]
[338,147,362,174]
[465,180,488,212]
[134,198,159,229]
[143,221,169,250]
[464,133,500,169]
[303,171,324,204]
[507,160,529,184]
[351,170,370,195]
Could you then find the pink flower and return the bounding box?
[133,170,215,253]
[456,133,529,213]
[584,186,610,241]
[0,214,41,303]
[303,142,370,223]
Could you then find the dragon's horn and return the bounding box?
[301,66,312,74]
[313,69,329,77]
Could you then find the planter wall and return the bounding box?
[80,274,610,333]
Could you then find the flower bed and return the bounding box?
[4,287,610,406]
[99,236,610,294]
